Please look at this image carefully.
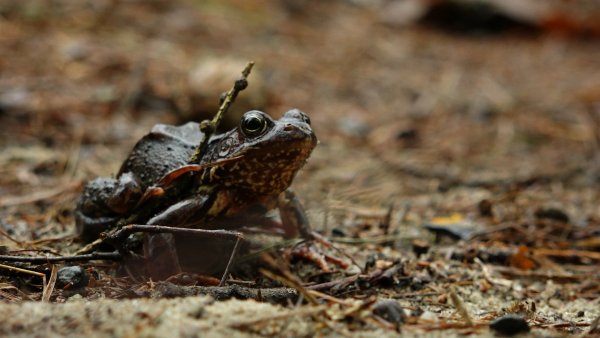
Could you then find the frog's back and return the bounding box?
[117,122,203,188]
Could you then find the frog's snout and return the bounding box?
[281,122,315,145]
[283,122,311,133]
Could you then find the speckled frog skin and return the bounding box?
[75,109,317,243]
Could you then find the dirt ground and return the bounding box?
[1,0,599,337]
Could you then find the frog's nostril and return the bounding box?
[283,124,293,131]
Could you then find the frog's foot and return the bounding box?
[165,273,221,286]
[286,234,349,272]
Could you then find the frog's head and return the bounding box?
[203,109,317,195]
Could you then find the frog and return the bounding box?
[75,109,335,280]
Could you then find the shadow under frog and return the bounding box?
[75,109,330,281]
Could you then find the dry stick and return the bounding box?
[329,233,413,245]
[587,315,600,335]
[307,267,388,292]
[219,235,242,286]
[42,265,58,302]
[260,268,319,306]
[380,203,394,235]
[262,271,352,338]
[492,266,584,283]
[260,254,319,305]
[307,289,353,306]
[0,263,46,279]
[449,286,473,326]
[533,248,600,261]
[0,251,122,263]
[0,228,22,246]
[474,258,512,288]
[189,61,255,163]
[306,274,359,292]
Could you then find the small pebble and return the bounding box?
[396,128,418,141]
[548,298,562,309]
[412,239,429,256]
[419,310,438,322]
[345,265,361,275]
[534,207,569,223]
[61,40,89,61]
[372,299,405,326]
[67,294,84,302]
[0,88,29,111]
[56,266,89,289]
[489,315,530,336]
[330,228,346,237]
[478,199,494,217]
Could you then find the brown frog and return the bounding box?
[76,109,330,279]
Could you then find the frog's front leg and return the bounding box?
[76,172,143,242]
[277,189,315,239]
[277,189,349,271]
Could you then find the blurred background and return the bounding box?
[0,0,599,239]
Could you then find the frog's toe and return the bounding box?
[286,241,349,272]
[288,243,331,272]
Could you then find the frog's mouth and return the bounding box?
[224,139,316,195]
[234,146,311,173]
[241,136,316,164]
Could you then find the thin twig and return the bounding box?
[474,258,512,288]
[260,268,319,306]
[189,61,254,163]
[449,286,473,326]
[0,263,46,278]
[307,289,354,305]
[329,234,413,245]
[587,315,600,335]
[380,203,394,235]
[0,251,122,263]
[260,253,319,305]
[42,265,58,302]
[493,266,588,283]
[306,274,359,292]
[0,228,22,246]
[533,248,600,262]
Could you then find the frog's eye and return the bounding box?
[241,112,268,137]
